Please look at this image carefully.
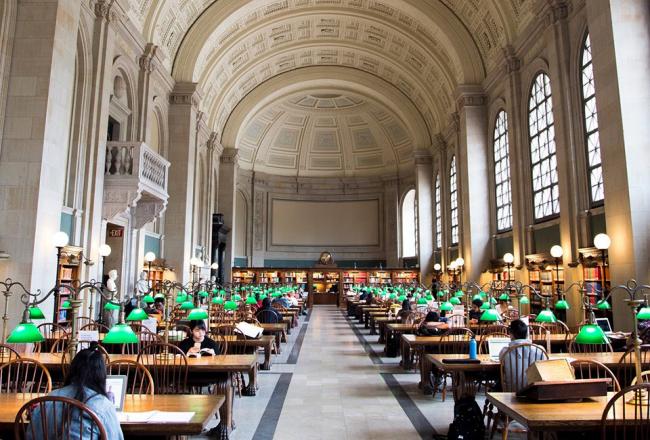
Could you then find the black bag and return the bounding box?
[447,397,485,440]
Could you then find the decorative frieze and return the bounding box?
[220,148,239,164]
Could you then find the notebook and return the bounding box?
[595,317,613,334]
[487,338,511,361]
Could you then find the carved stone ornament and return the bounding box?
[502,45,521,74]
[93,0,118,22]
[220,148,239,164]
[413,151,433,166]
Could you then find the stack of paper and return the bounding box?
[118,411,195,423]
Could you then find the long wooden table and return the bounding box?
[486,391,646,439]
[258,323,287,353]
[423,352,629,401]
[29,352,257,439]
[385,323,416,357]
[0,393,225,437]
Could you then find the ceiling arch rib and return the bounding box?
[201,42,451,138]
[222,68,429,178]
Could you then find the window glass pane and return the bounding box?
[450,156,459,245]
[435,175,442,249]
[401,189,417,257]
[529,72,560,220]
[493,110,512,231]
[581,33,604,205]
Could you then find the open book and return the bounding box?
[187,347,216,358]
[235,321,264,339]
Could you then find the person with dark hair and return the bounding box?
[397,299,412,322]
[417,311,449,336]
[28,343,123,439]
[469,298,483,324]
[178,320,220,356]
[256,297,282,323]
[499,319,546,391]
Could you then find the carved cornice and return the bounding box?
[537,0,570,26]
[502,45,521,74]
[413,150,432,166]
[93,0,119,22]
[455,85,487,110]
[169,83,201,108]
[220,148,239,164]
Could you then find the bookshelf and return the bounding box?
[232,269,255,285]
[392,270,419,285]
[342,270,368,291]
[578,247,611,322]
[525,253,564,316]
[368,270,391,286]
[54,245,83,324]
[282,270,307,285]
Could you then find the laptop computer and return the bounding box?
[595,317,613,334]
[487,338,511,361]
[106,375,127,411]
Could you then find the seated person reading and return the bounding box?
[256,298,282,323]
[468,298,483,324]
[396,299,412,322]
[178,320,220,357]
[417,311,449,336]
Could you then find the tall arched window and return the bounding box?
[581,33,604,205]
[494,110,513,231]
[401,189,417,257]
[450,156,458,245]
[435,174,442,249]
[528,73,559,220]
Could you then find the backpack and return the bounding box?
[447,397,485,440]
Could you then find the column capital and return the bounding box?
[93,0,120,22]
[455,85,486,110]
[413,150,432,166]
[170,82,201,108]
[207,132,224,156]
[220,148,239,164]
[536,0,570,26]
[138,43,158,73]
[432,134,446,151]
[502,45,521,74]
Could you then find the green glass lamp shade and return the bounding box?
[417,297,428,305]
[480,302,491,310]
[28,306,45,320]
[7,322,44,343]
[478,291,487,299]
[212,289,218,295]
[272,292,282,298]
[61,300,71,310]
[450,297,461,305]
[596,300,611,310]
[554,299,570,310]
[224,300,238,311]
[397,295,406,302]
[219,289,226,296]
[455,290,464,298]
[637,307,650,320]
[180,300,195,311]
[175,293,188,303]
[519,296,530,305]
[103,323,138,344]
[245,296,258,305]
[125,308,148,321]
[388,293,397,300]
[233,294,242,301]
[472,294,483,301]
[498,293,510,301]
[575,324,608,345]
[154,292,165,299]
[480,309,501,322]
[437,291,446,298]
[536,309,557,323]
[440,301,454,312]
[426,294,433,301]
[142,294,155,304]
[212,296,224,305]
[490,297,498,305]
[198,290,209,298]
[104,301,120,311]
[187,308,209,320]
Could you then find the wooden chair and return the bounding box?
[527,323,547,339]
[543,320,570,335]
[15,395,107,440]
[121,326,161,355]
[0,358,52,393]
[0,343,20,364]
[600,383,650,440]
[172,323,191,338]
[36,322,69,353]
[106,359,154,395]
[79,322,110,334]
[568,335,614,354]
[75,316,95,328]
[136,342,188,394]
[446,313,466,328]
[630,370,650,385]
[617,344,650,387]
[571,359,620,391]
[479,324,509,339]
[49,335,70,353]
[431,328,474,402]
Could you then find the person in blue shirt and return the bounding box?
[256,297,282,323]
[28,342,124,440]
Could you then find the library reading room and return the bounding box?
[0,0,648,439]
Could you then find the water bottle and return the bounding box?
[469,337,477,360]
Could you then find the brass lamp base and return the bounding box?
[626,389,649,406]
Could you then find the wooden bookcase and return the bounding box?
[54,245,83,324]
[578,247,612,322]
[392,270,419,285]
[525,253,564,317]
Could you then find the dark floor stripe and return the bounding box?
[341,311,384,364]
[286,323,308,364]
[381,373,437,439]
[251,372,293,440]
[304,307,312,322]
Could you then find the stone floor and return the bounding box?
[193,305,516,440]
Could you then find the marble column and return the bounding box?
[586,0,650,329]
[0,0,81,323]
[218,148,238,284]
[456,87,490,282]
[166,83,201,283]
[414,151,433,283]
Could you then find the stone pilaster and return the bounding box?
[586,0,650,329]
[218,148,239,284]
[382,176,399,268]
[136,43,157,142]
[166,82,201,283]
[456,86,490,281]
[414,151,434,283]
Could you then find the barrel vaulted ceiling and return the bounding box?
[124,0,534,176]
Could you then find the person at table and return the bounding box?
[272,293,292,309]
[397,299,412,322]
[145,297,165,320]
[358,289,369,301]
[499,319,547,390]
[468,298,483,324]
[178,320,220,356]
[256,297,282,323]
[417,311,449,336]
[28,343,124,440]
